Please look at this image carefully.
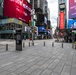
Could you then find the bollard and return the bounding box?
[6,44,8,51]
[32,42,34,46]
[44,41,45,46]
[75,44,76,49]
[62,43,63,48]
[29,42,30,47]
[52,42,54,47]
[23,42,25,48]
[72,43,74,49]
[74,42,76,49]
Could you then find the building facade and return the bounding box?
[0,0,4,18]
[0,0,52,39]
[0,0,32,39]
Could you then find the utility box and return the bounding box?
[16,28,22,51]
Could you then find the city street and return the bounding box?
[0,39,75,75]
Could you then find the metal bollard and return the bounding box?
[62,43,63,48]
[32,42,34,46]
[44,41,45,46]
[6,44,8,51]
[75,44,76,49]
[72,43,74,49]
[29,42,30,47]
[23,42,25,48]
[52,42,54,47]
[74,42,76,49]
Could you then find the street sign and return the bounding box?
[32,21,34,26]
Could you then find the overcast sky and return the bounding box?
[47,0,58,30]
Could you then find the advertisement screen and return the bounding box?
[69,0,76,19]
[68,19,76,29]
[4,0,32,23]
[38,26,46,32]
[59,12,64,29]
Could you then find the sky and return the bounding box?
[47,0,58,30]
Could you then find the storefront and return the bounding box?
[0,18,30,39]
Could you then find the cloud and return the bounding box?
[47,0,58,29]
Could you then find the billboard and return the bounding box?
[38,26,46,32]
[68,19,76,29]
[4,0,32,23]
[59,12,64,29]
[69,0,76,19]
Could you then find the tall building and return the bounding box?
[29,0,52,39]
[0,0,4,18]
[47,8,50,21]
[0,0,32,39]
[58,0,66,30]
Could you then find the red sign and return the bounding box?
[4,0,32,23]
[59,12,64,29]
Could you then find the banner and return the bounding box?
[4,0,32,23]
[69,0,76,19]
[59,12,64,29]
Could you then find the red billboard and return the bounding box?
[4,0,32,23]
[59,12,64,29]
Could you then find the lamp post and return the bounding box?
[31,0,35,45]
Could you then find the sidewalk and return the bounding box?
[0,39,76,75]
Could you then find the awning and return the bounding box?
[0,18,25,26]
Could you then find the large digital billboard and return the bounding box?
[69,0,76,19]
[68,19,76,29]
[4,0,32,23]
[59,12,64,29]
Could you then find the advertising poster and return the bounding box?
[68,19,76,29]
[4,0,32,23]
[69,0,76,19]
[38,26,46,32]
[59,12,64,29]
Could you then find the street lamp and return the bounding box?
[31,0,35,45]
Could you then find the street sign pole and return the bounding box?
[31,0,34,46]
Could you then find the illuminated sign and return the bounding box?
[59,12,64,29]
[68,19,76,29]
[59,3,65,9]
[4,0,32,23]
[69,0,76,19]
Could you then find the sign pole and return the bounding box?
[31,0,34,46]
